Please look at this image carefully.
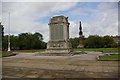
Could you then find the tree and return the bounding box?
[18,33,30,49]
[18,32,46,50]
[2,35,8,50]
[2,32,47,50]
[84,35,104,48]
[84,35,117,48]
[70,37,79,48]
[30,32,44,49]
[103,35,117,48]
[10,35,19,50]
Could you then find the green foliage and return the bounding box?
[70,37,79,48]
[11,35,19,50]
[103,35,117,48]
[118,42,120,47]
[84,35,117,48]
[2,32,47,50]
[84,35,104,48]
[0,52,10,57]
[2,35,8,50]
[70,35,117,48]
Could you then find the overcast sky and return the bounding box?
[1,0,119,42]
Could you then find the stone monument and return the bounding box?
[36,17,85,56]
[77,21,84,48]
[47,16,72,54]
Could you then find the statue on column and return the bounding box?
[77,21,84,48]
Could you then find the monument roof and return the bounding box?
[52,15,66,18]
[49,15,69,24]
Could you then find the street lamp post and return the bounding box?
[8,12,11,52]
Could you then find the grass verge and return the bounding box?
[74,48,118,53]
[99,54,120,61]
[0,52,11,57]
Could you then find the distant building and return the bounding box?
[113,35,120,44]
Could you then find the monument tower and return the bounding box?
[47,16,71,54]
[77,21,84,48]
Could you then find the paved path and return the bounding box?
[71,51,103,60]
[2,51,119,78]
[7,51,103,60]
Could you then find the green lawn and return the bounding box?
[74,48,118,53]
[0,52,11,57]
[99,54,120,60]
[0,53,2,56]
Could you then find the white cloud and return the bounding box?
[90,2,118,36]
[0,1,2,22]
[68,8,89,16]
[2,2,77,42]
[69,2,118,38]
[2,0,119,2]
[2,0,79,2]
[69,21,79,38]
[1,2,118,42]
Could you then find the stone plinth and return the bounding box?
[77,36,84,48]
